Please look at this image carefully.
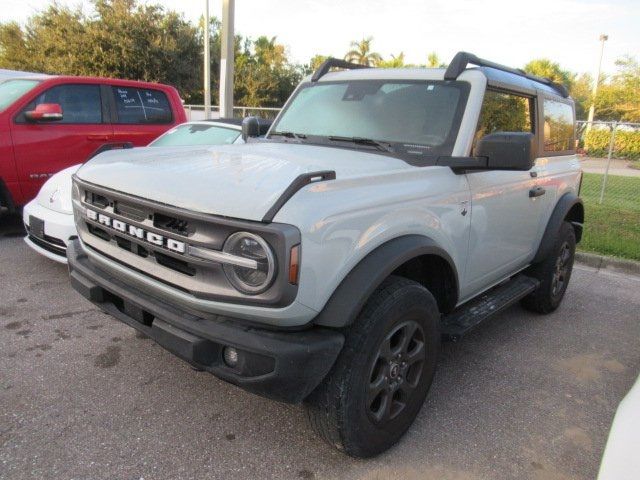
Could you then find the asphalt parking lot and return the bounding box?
[1,214,639,480]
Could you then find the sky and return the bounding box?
[0,0,638,76]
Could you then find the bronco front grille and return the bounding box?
[71,177,300,307]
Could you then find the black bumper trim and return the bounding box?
[28,234,67,257]
[67,240,344,403]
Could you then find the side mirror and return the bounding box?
[476,132,535,171]
[241,116,260,142]
[24,103,63,122]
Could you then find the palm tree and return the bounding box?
[427,52,441,68]
[344,37,383,67]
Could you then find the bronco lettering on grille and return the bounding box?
[86,208,186,254]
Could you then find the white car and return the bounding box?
[598,375,640,480]
[23,119,257,263]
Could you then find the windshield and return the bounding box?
[149,123,240,147]
[270,80,470,160]
[0,79,41,112]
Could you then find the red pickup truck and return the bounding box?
[0,75,186,214]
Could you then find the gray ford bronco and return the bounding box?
[67,52,584,457]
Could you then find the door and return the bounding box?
[109,85,175,146]
[11,83,113,202]
[463,90,546,296]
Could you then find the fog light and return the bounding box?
[223,346,239,367]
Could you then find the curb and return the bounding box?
[576,251,640,276]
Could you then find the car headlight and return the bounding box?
[222,232,276,294]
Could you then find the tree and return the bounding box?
[378,52,405,68]
[344,37,382,66]
[523,58,574,89]
[308,54,329,72]
[0,0,202,101]
[233,36,302,107]
[569,73,593,120]
[594,56,640,122]
[426,52,446,68]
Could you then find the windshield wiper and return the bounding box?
[327,136,395,153]
[269,131,307,140]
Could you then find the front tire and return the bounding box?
[304,276,440,457]
[521,221,576,314]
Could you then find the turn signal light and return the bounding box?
[289,244,300,285]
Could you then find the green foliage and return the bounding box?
[0,0,201,99]
[344,37,382,67]
[307,55,329,72]
[584,129,640,160]
[570,73,593,120]
[378,53,405,69]
[233,36,302,107]
[523,58,574,89]
[593,56,640,122]
[0,0,301,106]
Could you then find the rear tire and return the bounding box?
[304,276,440,458]
[521,221,576,314]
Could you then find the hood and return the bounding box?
[76,143,413,221]
[37,164,81,214]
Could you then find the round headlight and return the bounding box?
[222,232,276,294]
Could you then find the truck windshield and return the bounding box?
[0,79,41,112]
[270,80,470,159]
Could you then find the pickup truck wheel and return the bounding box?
[521,221,576,314]
[304,276,440,457]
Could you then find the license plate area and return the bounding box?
[29,215,45,239]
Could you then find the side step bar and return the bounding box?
[441,274,540,341]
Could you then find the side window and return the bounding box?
[19,84,103,124]
[112,87,172,124]
[473,90,533,152]
[543,99,575,152]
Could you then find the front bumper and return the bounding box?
[67,240,344,403]
[23,200,76,263]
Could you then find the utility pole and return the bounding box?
[219,0,235,119]
[586,34,608,131]
[203,0,211,118]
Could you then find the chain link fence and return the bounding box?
[576,121,640,261]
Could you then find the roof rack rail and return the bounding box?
[311,58,369,82]
[444,51,569,98]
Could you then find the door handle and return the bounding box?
[529,187,546,198]
[86,134,110,141]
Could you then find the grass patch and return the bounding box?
[579,173,640,260]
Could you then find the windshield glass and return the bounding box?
[271,80,470,159]
[0,79,41,112]
[149,123,240,147]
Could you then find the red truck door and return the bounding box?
[108,85,179,146]
[10,83,113,202]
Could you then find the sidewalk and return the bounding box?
[580,156,640,177]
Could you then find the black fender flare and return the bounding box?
[533,192,584,264]
[313,235,459,328]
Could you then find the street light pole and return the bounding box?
[586,34,608,131]
[219,0,235,119]
[203,0,211,119]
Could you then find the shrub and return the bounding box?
[584,128,640,159]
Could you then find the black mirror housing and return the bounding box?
[475,132,536,171]
[241,116,261,142]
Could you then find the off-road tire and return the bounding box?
[521,221,576,314]
[304,276,440,458]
